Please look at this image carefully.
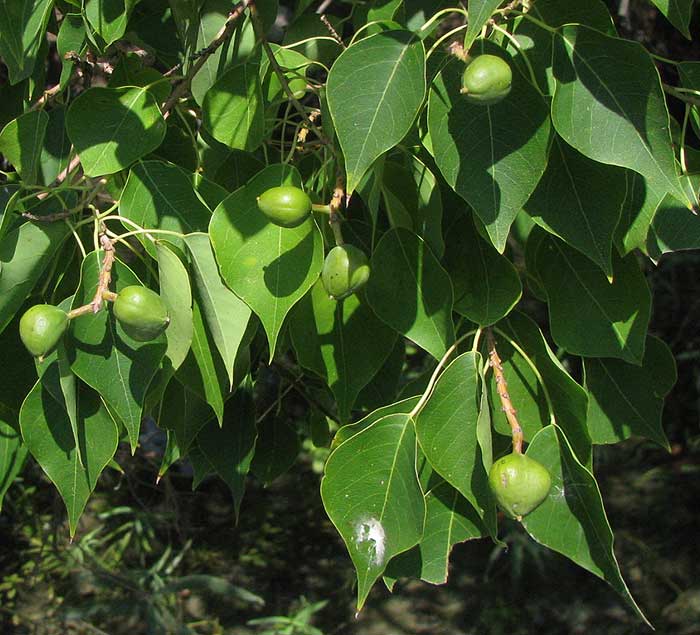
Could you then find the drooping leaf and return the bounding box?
[290,281,397,422]
[119,160,212,256]
[584,335,673,449]
[176,298,227,424]
[250,415,299,485]
[355,338,406,414]
[20,380,118,536]
[535,236,650,364]
[381,154,444,258]
[523,425,649,626]
[366,227,454,360]
[69,252,167,452]
[156,242,193,371]
[209,164,324,359]
[57,13,86,89]
[0,110,49,185]
[197,377,257,519]
[321,413,425,609]
[0,0,54,85]
[614,171,666,256]
[464,1,503,51]
[384,477,485,586]
[428,49,550,251]
[525,136,626,277]
[39,107,72,186]
[0,420,26,509]
[415,352,496,530]
[551,25,686,205]
[647,179,700,258]
[327,30,426,194]
[443,212,522,326]
[202,62,265,151]
[185,232,252,389]
[85,0,138,46]
[66,86,166,176]
[0,220,70,334]
[648,0,694,38]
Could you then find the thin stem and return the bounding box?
[680,104,690,175]
[162,0,248,116]
[408,330,478,419]
[90,234,115,313]
[509,11,558,34]
[489,22,544,97]
[250,0,332,150]
[65,219,87,260]
[105,226,184,242]
[486,329,523,454]
[426,24,469,60]
[651,52,680,65]
[328,177,345,246]
[312,203,332,214]
[663,83,700,107]
[419,7,468,33]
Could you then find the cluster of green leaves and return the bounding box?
[0,0,698,623]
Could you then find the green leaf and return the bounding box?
[0,110,49,184]
[355,338,405,413]
[120,160,212,255]
[366,227,454,359]
[381,154,444,258]
[290,282,397,422]
[158,375,214,455]
[443,212,522,326]
[415,352,495,528]
[649,0,694,38]
[66,86,167,177]
[0,0,54,85]
[85,0,138,46]
[250,415,299,485]
[327,30,426,194]
[185,232,252,389]
[464,1,502,52]
[614,171,666,256]
[69,252,167,452]
[584,335,673,449]
[202,62,265,151]
[40,107,72,186]
[0,420,27,509]
[551,25,686,205]
[535,236,650,364]
[156,242,193,371]
[209,164,324,359]
[385,477,485,585]
[176,297,227,424]
[197,377,257,519]
[0,220,70,334]
[523,425,648,626]
[525,136,625,277]
[493,311,591,463]
[331,395,419,449]
[428,51,550,251]
[321,413,425,609]
[20,380,118,536]
[57,13,86,89]
[647,180,700,258]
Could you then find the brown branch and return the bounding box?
[328,175,345,245]
[161,1,249,116]
[91,234,115,313]
[487,329,523,454]
[21,210,74,222]
[319,14,345,49]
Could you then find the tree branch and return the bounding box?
[487,329,523,454]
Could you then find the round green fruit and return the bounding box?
[19,304,69,359]
[321,244,371,300]
[289,76,307,100]
[488,452,551,519]
[257,185,312,228]
[113,285,170,342]
[461,54,512,105]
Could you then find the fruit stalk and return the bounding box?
[328,177,345,246]
[487,329,523,454]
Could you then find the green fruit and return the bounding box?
[113,285,170,342]
[289,76,307,100]
[488,452,551,519]
[461,54,512,105]
[19,304,69,359]
[321,244,370,300]
[257,185,312,228]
